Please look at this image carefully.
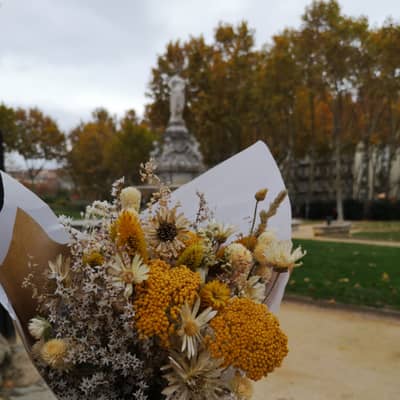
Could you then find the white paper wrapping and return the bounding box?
[171,141,291,313]
[0,171,69,318]
[0,140,291,318]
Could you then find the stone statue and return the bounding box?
[168,75,186,124]
[151,74,204,185]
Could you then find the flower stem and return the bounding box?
[264,271,281,304]
[249,201,259,236]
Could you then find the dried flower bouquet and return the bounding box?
[24,160,305,400]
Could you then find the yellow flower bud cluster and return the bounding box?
[182,231,202,247]
[134,260,201,347]
[113,210,148,260]
[82,250,104,267]
[207,297,288,381]
[176,243,204,270]
[235,235,257,252]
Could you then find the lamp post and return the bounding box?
[0,128,4,171]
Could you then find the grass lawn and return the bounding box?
[50,206,84,220]
[288,239,400,310]
[351,231,400,242]
[350,221,400,242]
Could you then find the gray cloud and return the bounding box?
[1,0,398,132]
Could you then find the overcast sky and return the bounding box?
[0,0,399,133]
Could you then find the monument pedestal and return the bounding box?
[150,74,205,186]
[151,122,204,186]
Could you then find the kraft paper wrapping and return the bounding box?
[0,208,68,349]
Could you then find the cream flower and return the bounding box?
[254,231,276,265]
[144,206,190,260]
[257,230,277,245]
[263,240,306,272]
[205,220,236,243]
[225,243,253,272]
[240,276,265,303]
[120,186,142,212]
[109,254,149,298]
[162,350,228,400]
[40,339,69,370]
[231,373,253,400]
[177,297,217,359]
[48,254,70,282]
[28,317,51,340]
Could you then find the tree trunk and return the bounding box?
[305,91,317,219]
[385,99,400,197]
[333,94,344,221]
[305,151,315,219]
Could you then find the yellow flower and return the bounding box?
[235,235,257,251]
[82,251,104,267]
[381,272,390,282]
[176,243,204,270]
[207,297,288,381]
[200,280,231,310]
[255,188,268,202]
[134,262,201,347]
[109,254,149,298]
[115,209,148,260]
[120,186,141,212]
[40,339,69,370]
[182,231,202,247]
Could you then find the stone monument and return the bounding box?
[151,75,204,185]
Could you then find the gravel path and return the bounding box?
[292,223,400,247]
[254,301,400,400]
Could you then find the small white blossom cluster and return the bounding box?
[24,183,154,400]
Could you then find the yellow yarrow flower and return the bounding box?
[134,261,201,347]
[207,297,288,381]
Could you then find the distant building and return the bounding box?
[290,154,354,203]
[8,169,73,196]
[289,142,400,214]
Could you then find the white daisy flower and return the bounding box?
[177,297,217,359]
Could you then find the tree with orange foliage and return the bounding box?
[13,107,66,185]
